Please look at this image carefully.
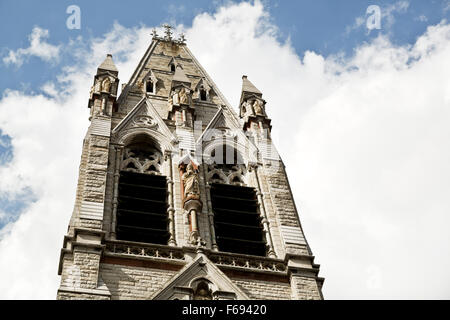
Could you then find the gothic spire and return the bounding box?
[241,75,262,96]
[97,53,118,74]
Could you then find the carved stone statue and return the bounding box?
[101,77,111,93]
[94,79,101,92]
[242,100,252,115]
[179,87,189,104]
[193,282,213,300]
[182,162,200,198]
[253,99,264,115]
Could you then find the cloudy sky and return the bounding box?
[0,0,449,299]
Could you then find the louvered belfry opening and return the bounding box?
[211,183,266,256]
[116,136,169,245]
[117,171,169,244]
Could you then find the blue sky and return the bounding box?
[0,1,450,299]
[1,0,449,94]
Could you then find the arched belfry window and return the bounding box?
[207,145,266,256]
[170,63,176,72]
[116,136,169,245]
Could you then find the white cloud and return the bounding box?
[1,1,450,299]
[0,24,151,298]
[3,27,61,67]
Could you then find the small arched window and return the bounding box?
[170,64,176,72]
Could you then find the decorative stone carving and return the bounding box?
[94,79,102,93]
[179,87,189,104]
[182,162,200,198]
[253,99,264,115]
[242,100,252,115]
[121,147,162,174]
[101,77,111,93]
[89,85,94,99]
[169,87,191,107]
[206,164,246,186]
[193,281,213,300]
[132,115,157,129]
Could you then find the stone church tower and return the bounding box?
[57,26,323,300]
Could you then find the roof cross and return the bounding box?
[163,24,173,40]
[151,28,158,39]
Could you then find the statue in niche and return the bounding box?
[101,77,111,93]
[182,162,200,198]
[242,100,252,115]
[253,99,264,115]
[94,79,101,92]
[169,89,180,105]
[193,282,213,300]
[168,92,174,106]
[179,87,189,104]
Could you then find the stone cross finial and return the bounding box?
[179,33,186,44]
[151,28,158,39]
[163,24,173,40]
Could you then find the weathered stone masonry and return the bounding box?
[57,26,324,300]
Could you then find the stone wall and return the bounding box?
[99,263,177,300]
[232,278,291,300]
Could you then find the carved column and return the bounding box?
[165,151,177,246]
[251,164,276,258]
[110,145,123,239]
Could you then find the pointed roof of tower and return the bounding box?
[173,64,190,84]
[97,54,118,73]
[241,75,261,95]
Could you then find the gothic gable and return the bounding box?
[112,97,177,150]
[197,108,258,165]
[151,253,249,300]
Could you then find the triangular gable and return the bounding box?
[112,97,176,147]
[182,46,245,129]
[151,253,249,300]
[194,78,211,91]
[117,40,159,105]
[196,108,258,164]
[167,56,176,68]
[142,69,158,83]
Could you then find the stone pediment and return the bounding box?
[194,78,211,91]
[112,97,176,148]
[196,108,258,164]
[142,69,158,83]
[151,253,249,300]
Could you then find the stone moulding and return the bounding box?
[105,240,186,262]
[102,239,292,276]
